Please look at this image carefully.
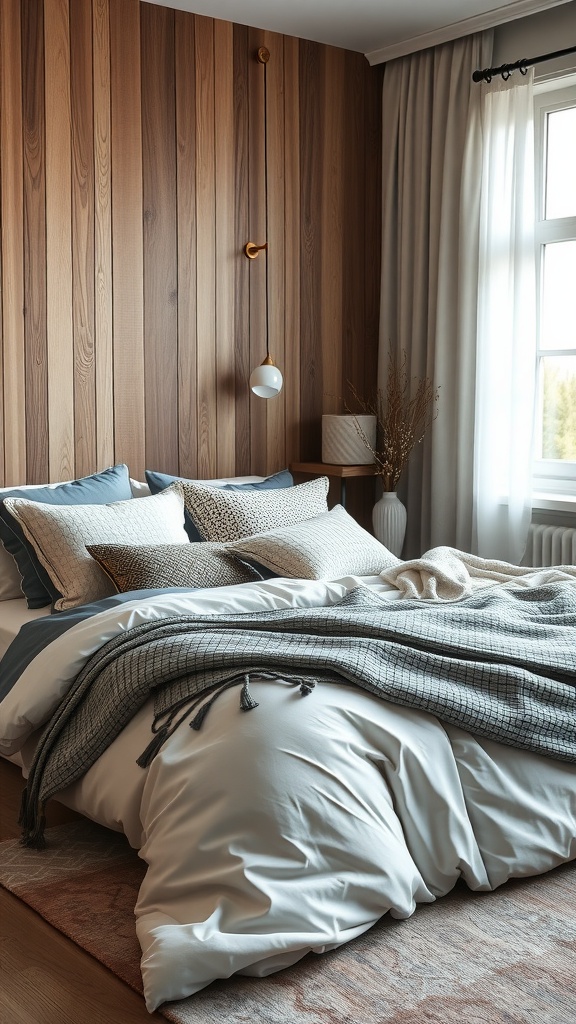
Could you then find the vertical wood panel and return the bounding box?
[22,0,48,483]
[0,0,26,485]
[298,41,324,461]
[93,0,114,470]
[232,24,250,474]
[110,0,145,479]
[45,0,74,482]
[283,35,301,469]
[248,28,267,474]
[141,2,178,474]
[194,15,217,478]
[342,51,368,401]
[175,10,198,479]
[214,19,236,478]
[70,0,96,478]
[265,32,286,474]
[321,47,344,415]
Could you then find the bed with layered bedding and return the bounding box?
[0,463,574,1013]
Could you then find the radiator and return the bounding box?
[524,524,576,567]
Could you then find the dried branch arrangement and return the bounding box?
[346,352,439,492]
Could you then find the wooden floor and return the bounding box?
[0,758,164,1023]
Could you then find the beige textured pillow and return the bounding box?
[181,476,330,543]
[3,484,188,610]
[87,541,262,593]
[227,505,401,580]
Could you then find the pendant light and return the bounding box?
[246,46,283,399]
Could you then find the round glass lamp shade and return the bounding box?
[249,355,283,398]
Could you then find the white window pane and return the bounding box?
[540,240,576,351]
[545,106,576,219]
[539,356,576,460]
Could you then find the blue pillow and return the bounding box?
[0,464,133,608]
[145,469,294,542]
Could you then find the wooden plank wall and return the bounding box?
[0,0,382,486]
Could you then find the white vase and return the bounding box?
[372,491,407,557]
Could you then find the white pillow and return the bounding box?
[227,505,401,580]
[129,478,151,498]
[4,484,189,611]
[180,476,330,543]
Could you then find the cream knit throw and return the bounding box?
[380,546,576,601]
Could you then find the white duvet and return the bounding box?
[1,575,575,1012]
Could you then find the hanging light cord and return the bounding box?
[258,46,271,361]
[246,46,282,397]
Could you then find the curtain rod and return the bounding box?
[472,44,576,83]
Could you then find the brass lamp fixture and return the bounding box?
[245,46,283,400]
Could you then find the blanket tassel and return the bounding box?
[21,814,47,850]
[191,676,260,730]
[136,726,171,768]
[19,787,48,849]
[240,675,259,712]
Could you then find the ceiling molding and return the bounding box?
[365,0,572,65]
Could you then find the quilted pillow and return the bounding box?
[227,504,401,580]
[3,484,188,611]
[180,476,329,543]
[0,465,133,607]
[145,469,294,541]
[87,541,263,592]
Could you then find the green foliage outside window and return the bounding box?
[542,364,576,460]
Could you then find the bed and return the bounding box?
[0,464,575,1014]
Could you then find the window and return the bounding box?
[533,77,576,501]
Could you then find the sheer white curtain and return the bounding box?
[473,72,536,563]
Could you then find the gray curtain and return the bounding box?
[379,31,493,558]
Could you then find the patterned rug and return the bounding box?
[1,819,575,1024]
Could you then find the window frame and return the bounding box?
[532,76,576,502]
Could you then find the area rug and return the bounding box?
[1,819,575,1024]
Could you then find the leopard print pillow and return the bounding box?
[180,476,330,543]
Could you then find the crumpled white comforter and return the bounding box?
[2,576,575,1012]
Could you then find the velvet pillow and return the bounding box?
[145,470,294,541]
[4,484,188,611]
[87,542,263,593]
[0,465,133,608]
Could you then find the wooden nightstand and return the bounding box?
[289,462,378,509]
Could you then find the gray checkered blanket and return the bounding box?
[20,581,576,847]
